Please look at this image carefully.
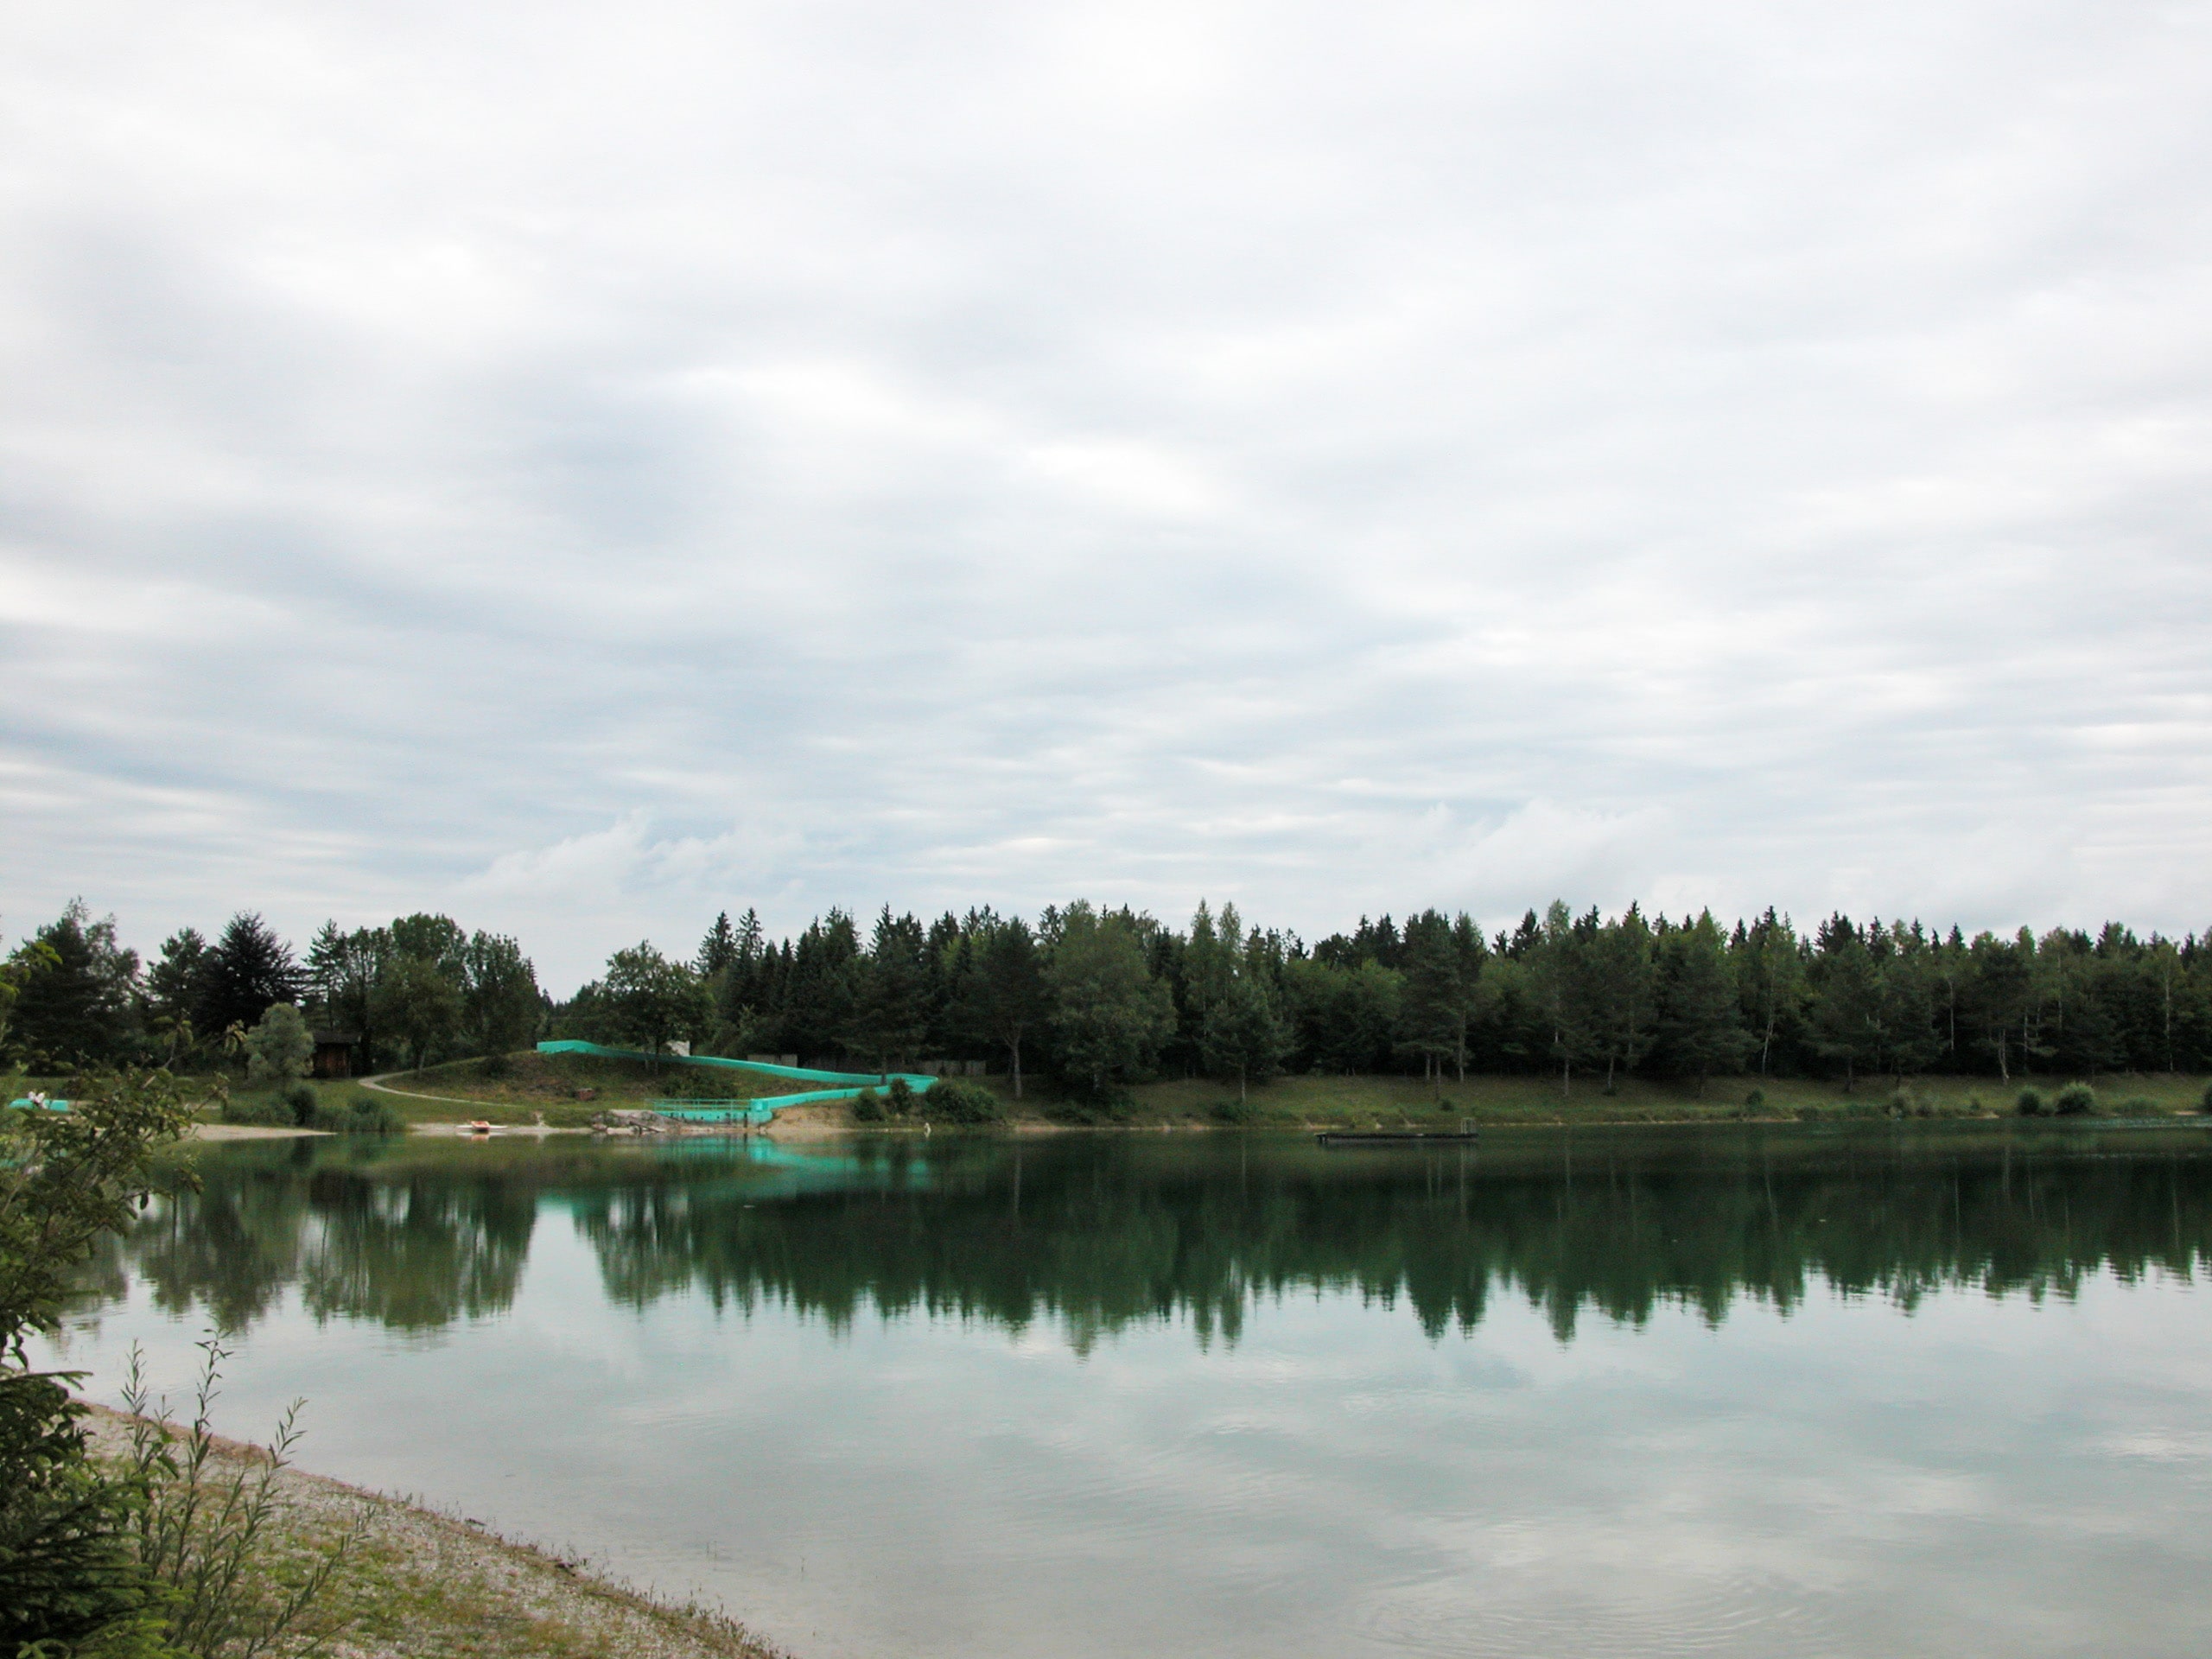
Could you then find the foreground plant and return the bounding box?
[3,1071,359,1656]
[1,1070,198,1654]
[117,1343,363,1659]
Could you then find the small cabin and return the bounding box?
[313,1030,363,1079]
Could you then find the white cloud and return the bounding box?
[3,0,2211,987]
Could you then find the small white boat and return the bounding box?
[460,1120,494,1135]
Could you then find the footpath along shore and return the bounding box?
[80,1407,787,1659]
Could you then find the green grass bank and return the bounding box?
[332,1058,2212,1131]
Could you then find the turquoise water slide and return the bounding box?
[534,1040,937,1124]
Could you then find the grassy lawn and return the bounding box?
[20,1061,2207,1134]
[1060,1070,2212,1128]
[364,1050,795,1126]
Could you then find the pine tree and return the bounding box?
[1808,916,1880,1090]
[1587,906,1656,1092]
[194,914,304,1042]
[146,928,208,1037]
[696,912,738,980]
[4,901,139,1066]
[849,908,930,1072]
[1653,911,1750,1094]
[959,914,1046,1097]
[781,912,860,1060]
[1396,911,1463,1100]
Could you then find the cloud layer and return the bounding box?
[4,1,2209,988]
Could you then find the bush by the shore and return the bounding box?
[2054,1083,2099,1116]
[920,1077,1005,1124]
[315,1092,403,1135]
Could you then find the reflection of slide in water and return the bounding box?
[536,1039,937,1123]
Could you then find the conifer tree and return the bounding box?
[194,913,304,1042]
[960,913,1046,1097]
[850,908,930,1072]
[696,912,738,980]
[1397,911,1464,1100]
[1653,911,1750,1094]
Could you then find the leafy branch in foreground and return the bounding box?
[2,1069,200,1656]
[2,1071,357,1656]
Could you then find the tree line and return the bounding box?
[0,900,542,1076]
[563,899,2212,1098]
[10,894,2212,1095]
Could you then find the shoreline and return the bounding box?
[190,1109,2212,1144]
[79,1404,786,1659]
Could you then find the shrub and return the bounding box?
[283,1082,318,1126]
[219,1093,294,1128]
[314,1093,400,1135]
[1744,1088,1765,1109]
[885,1077,917,1116]
[2200,1080,2212,1115]
[922,1078,1005,1125]
[1051,1094,1133,1126]
[850,1088,886,1124]
[2015,1088,2049,1117]
[1210,1098,1260,1125]
[476,1053,512,1080]
[0,1368,152,1654]
[119,1341,364,1656]
[243,1003,314,1088]
[0,1071,201,1655]
[2114,1095,2158,1116]
[2054,1083,2097,1117]
[660,1068,726,1100]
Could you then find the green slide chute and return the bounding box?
[535,1040,937,1124]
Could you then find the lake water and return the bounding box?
[44,1123,2212,1657]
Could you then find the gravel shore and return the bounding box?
[82,1407,788,1659]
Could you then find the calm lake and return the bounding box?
[44,1123,2212,1657]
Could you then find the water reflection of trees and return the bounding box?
[112,1143,537,1333]
[573,1130,2212,1347]
[100,1130,2212,1347]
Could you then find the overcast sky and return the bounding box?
[4,1,2209,991]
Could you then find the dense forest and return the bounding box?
[8,895,2212,1096]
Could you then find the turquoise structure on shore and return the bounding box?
[534,1040,937,1124]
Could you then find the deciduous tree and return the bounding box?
[602,942,711,1064]
[243,1002,314,1087]
[1200,972,1289,1102]
[959,913,1046,1098]
[1044,902,1173,1097]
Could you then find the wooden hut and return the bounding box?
[312,1030,362,1079]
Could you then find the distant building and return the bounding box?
[313,1030,362,1078]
